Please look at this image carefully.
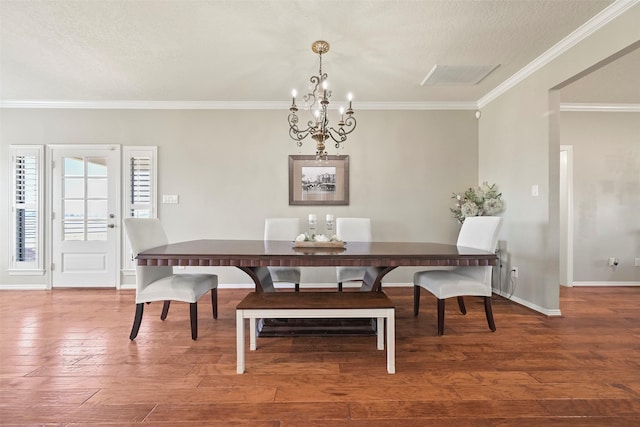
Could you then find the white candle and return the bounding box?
[309,214,317,223]
[326,214,334,222]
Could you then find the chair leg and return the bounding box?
[294,283,300,292]
[457,296,467,314]
[160,300,171,320]
[484,296,497,332]
[338,282,343,292]
[130,303,144,340]
[190,303,198,340]
[437,299,445,336]
[211,288,218,319]
[413,285,420,316]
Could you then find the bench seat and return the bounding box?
[236,291,395,374]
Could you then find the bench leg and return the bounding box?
[249,317,257,351]
[377,317,384,350]
[386,309,395,374]
[236,310,245,374]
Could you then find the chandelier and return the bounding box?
[288,40,356,159]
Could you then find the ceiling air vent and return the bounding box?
[421,64,499,86]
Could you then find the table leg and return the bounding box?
[236,310,245,374]
[360,267,397,292]
[237,266,276,292]
[376,317,384,350]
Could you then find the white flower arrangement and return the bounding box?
[451,182,504,223]
[295,233,341,242]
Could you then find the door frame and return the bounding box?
[559,144,574,287]
[46,144,122,289]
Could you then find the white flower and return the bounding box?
[461,201,479,217]
[295,233,307,242]
[331,235,341,242]
[314,234,330,242]
[483,198,504,215]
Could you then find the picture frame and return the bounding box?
[289,155,349,205]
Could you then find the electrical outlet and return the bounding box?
[511,267,518,278]
[635,258,640,267]
[608,258,619,267]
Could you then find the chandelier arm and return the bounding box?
[342,115,357,134]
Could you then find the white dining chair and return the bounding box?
[124,218,218,340]
[336,217,372,291]
[413,216,502,335]
[264,218,302,291]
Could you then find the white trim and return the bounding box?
[573,281,640,287]
[560,103,640,112]
[493,289,562,316]
[0,100,478,111]
[560,145,574,287]
[478,0,639,108]
[7,269,45,276]
[0,283,48,290]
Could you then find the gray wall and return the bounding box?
[479,4,640,313]
[0,108,478,286]
[561,111,640,282]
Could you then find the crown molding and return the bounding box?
[0,100,289,110]
[477,0,640,108]
[0,100,477,111]
[4,100,638,113]
[560,103,640,112]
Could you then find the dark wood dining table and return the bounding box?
[136,239,499,292]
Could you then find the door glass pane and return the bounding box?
[87,220,107,241]
[64,157,84,176]
[64,200,84,219]
[63,220,84,241]
[64,178,84,198]
[87,178,107,198]
[87,200,107,219]
[87,158,107,177]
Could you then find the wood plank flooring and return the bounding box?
[1,286,639,426]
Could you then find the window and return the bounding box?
[9,145,44,274]
[122,147,157,272]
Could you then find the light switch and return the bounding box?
[531,185,539,197]
[162,194,179,204]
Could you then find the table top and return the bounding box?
[136,239,498,268]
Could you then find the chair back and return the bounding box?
[264,218,301,241]
[123,218,173,291]
[455,216,502,285]
[457,216,502,252]
[336,218,372,242]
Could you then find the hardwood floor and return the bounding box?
[1,286,639,426]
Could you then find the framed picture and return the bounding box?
[289,155,349,205]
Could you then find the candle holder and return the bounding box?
[325,214,334,235]
[308,214,317,236]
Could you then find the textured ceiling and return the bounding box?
[0,0,635,106]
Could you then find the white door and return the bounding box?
[51,146,120,287]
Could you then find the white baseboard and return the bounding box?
[572,281,640,287]
[0,283,48,290]
[493,289,562,317]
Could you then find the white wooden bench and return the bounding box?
[236,291,396,374]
